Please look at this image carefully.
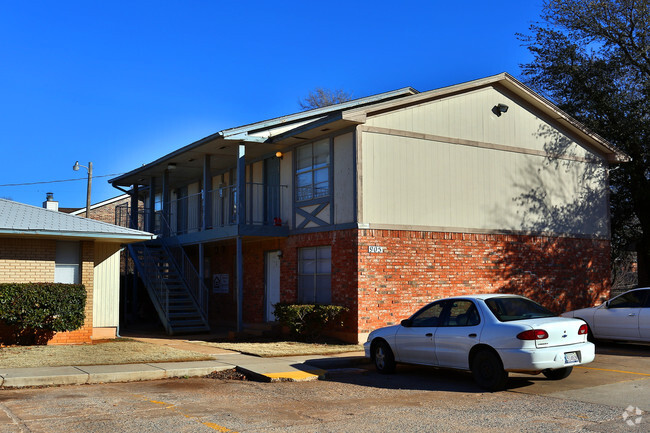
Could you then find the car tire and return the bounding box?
[542,366,573,380]
[471,349,508,391]
[372,340,396,374]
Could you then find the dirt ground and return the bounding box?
[0,339,211,368]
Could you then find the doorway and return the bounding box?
[265,250,281,322]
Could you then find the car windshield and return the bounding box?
[484,297,556,322]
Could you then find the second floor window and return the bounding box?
[296,138,330,201]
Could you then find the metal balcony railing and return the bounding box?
[115,183,287,236]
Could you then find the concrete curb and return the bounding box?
[0,360,236,388]
[0,353,368,388]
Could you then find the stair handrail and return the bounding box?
[157,211,210,324]
[127,243,172,333]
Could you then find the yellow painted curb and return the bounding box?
[264,369,326,381]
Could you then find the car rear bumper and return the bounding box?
[498,341,595,372]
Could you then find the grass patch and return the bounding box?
[191,340,363,357]
[0,339,212,368]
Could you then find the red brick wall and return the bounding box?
[282,230,359,341]
[357,229,611,336]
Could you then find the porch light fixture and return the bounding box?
[492,103,509,117]
[167,163,177,170]
[275,151,283,159]
[72,161,92,218]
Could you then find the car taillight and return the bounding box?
[517,329,549,340]
[578,324,589,335]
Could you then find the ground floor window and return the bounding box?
[54,241,80,284]
[298,246,331,304]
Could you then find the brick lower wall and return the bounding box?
[357,229,611,338]
[0,238,56,283]
[48,241,94,345]
[0,238,94,345]
[282,230,359,341]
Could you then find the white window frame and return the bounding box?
[295,138,330,202]
[297,246,331,304]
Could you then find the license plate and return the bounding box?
[564,351,580,364]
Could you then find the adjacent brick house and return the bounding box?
[110,73,627,343]
[0,198,154,344]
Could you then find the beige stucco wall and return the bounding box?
[358,86,609,237]
[92,242,121,328]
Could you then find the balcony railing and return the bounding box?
[116,183,287,236]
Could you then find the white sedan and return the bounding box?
[561,287,650,343]
[364,294,595,391]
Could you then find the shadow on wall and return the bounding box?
[492,125,610,313]
[0,322,55,346]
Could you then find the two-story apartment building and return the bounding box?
[110,73,627,343]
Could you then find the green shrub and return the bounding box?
[0,283,86,345]
[273,303,347,341]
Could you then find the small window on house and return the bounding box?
[54,241,80,284]
[296,138,330,201]
[298,246,331,304]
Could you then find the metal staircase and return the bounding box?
[128,241,210,335]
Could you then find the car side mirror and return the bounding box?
[400,319,412,328]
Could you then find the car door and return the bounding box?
[592,290,647,340]
[639,290,650,341]
[433,300,482,369]
[394,300,446,366]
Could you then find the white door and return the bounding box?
[434,300,482,369]
[265,251,281,322]
[593,290,646,340]
[394,300,445,365]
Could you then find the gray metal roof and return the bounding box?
[0,199,155,242]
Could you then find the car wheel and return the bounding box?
[542,366,573,380]
[372,340,396,374]
[471,349,508,391]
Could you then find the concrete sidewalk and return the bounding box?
[0,345,368,388]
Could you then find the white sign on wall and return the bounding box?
[212,273,230,293]
[368,246,385,253]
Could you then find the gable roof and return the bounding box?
[342,73,628,163]
[110,73,627,188]
[69,194,130,216]
[109,87,418,187]
[0,199,155,243]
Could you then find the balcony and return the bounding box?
[116,183,288,242]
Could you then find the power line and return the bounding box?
[0,173,124,188]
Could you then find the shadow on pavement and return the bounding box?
[321,363,542,393]
[595,341,650,357]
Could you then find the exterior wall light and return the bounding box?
[275,151,283,159]
[167,163,177,170]
[492,104,509,117]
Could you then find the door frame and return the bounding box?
[264,250,282,322]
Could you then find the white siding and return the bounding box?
[359,87,609,237]
[365,86,593,159]
[93,242,121,328]
[188,182,200,232]
[334,132,355,224]
[251,161,264,224]
[280,150,293,227]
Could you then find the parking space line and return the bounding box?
[575,366,650,376]
[132,394,238,432]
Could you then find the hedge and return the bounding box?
[273,303,347,341]
[0,283,86,345]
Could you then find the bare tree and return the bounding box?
[299,87,352,110]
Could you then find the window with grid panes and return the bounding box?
[296,138,330,201]
[298,246,331,304]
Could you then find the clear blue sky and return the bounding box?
[0,0,544,208]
